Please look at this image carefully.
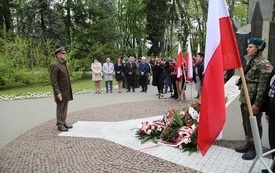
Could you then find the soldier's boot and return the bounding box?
[235,143,251,153]
[242,145,256,160]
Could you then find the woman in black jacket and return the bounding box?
[114,57,125,93]
[152,58,164,98]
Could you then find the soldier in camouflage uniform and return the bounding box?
[235,38,273,160]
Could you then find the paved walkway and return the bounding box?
[59,117,273,173]
[0,85,169,149]
[0,83,274,172]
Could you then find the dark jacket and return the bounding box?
[193,61,204,84]
[261,68,275,113]
[138,62,150,78]
[152,64,164,86]
[50,58,73,102]
[114,62,125,81]
[125,62,137,80]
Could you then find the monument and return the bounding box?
[249,0,273,22]
[236,0,274,66]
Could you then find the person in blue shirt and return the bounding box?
[138,56,150,93]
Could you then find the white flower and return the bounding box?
[147,129,152,135]
[191,124,197,132]
[180,111,185,116]
[183,138,191,144]
[157,126,162,132]
[151,125,155,130]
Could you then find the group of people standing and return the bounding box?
[91,56,151,94]
[89,53,205,103]
[151,53,205,101]
[49,37,275,173]
[89,39,275,171]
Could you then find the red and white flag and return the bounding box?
[186,37,193,80]
[176,42,184,79]
[197,0,242,156]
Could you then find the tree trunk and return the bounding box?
[0,0,12,32]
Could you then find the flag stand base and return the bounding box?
[248,116,275,173]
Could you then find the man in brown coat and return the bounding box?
[50,47,73,132]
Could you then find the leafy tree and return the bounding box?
[144,0,168,57]
[19,0,66,44]
[116,0,146,58]
[0,0,266,88]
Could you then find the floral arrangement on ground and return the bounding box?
[136,100,200,152]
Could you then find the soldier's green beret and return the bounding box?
[54,47,66,55]
[247,38,266,51]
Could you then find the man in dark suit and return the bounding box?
[261,68,275,173]
[50,47,73,132]
[125,56,137,92]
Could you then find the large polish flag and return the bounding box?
[197,0,242,156]
[186,37,193,80]
[176,43,184,79]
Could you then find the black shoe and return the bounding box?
[126,90,130,92]
[140,90,144,92]
[64,123,73,129]
[242,149,256,160]
[58,126,69,132]
[262,168,275,173]
[235,143,251,153]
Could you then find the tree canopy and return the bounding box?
[0,0,267,88]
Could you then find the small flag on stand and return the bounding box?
[176,42,184,79]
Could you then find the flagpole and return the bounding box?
[238,67,254,117]
[182,68,187,100]
[239,66,273,172]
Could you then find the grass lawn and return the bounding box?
[0,79,117,96]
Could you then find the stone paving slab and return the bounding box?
[59,116,273,173]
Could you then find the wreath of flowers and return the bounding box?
[136,100,200,152]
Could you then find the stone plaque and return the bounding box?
[268,22,275,66]
[251,2,263,38]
